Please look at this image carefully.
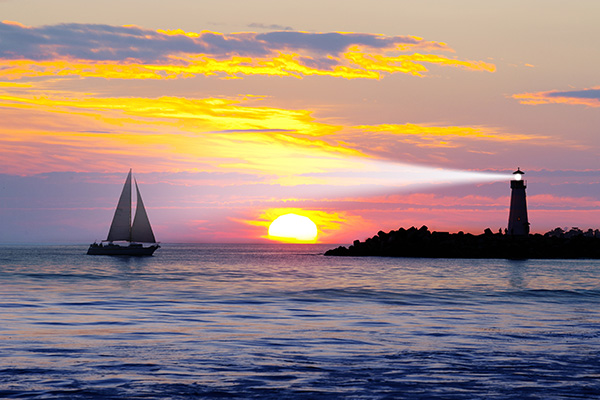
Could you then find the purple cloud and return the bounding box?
[546,88,600,100]
[248,23,294,31]
[254,31,429,55]
[0,22,202,61]
[0,21,447,63]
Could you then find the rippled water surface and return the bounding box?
[0,244,599,399]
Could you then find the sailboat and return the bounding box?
[87,169,160,256]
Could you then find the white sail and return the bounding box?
[106,170,132,241]
[131,179,156,243]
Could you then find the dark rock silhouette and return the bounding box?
[325,226,600,259]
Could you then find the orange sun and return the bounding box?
[268,213,318,243]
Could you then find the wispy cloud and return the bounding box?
[248,23,294,31]
[513,86,600,107]
[0,21,495,80]
[357,123,544,143]
[327,123,557,167]
[0,92,359,176]
[0,89,569,177]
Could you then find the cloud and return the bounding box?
[0,92,361,176]
[0,21,190,61]
[326,123,556,167]
[513,86,600,107]
[357,123,543,143]
[0,21,443,60]
[248,23,294,31]
[0,89,575,177]
[0,21,495,80]
[254,31,446,54]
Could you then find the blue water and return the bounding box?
[0,244,599,399]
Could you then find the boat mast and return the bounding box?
[128,169,132,242]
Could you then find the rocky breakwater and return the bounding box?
[325,226,600,259]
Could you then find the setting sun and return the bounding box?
[268,213,318,243]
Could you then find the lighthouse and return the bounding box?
[507,168,529,236]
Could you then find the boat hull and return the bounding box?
[87,243,160,256]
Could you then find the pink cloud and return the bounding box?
[513,86,600,107]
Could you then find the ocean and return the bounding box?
[0,243,598,399]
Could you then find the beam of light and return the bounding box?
[299,158,513,194]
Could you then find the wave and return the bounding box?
[283,287,600,306]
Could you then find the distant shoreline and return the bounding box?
[325,226,600,259]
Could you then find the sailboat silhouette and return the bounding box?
[87,169,160,255]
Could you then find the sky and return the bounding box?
[0,0,599,244]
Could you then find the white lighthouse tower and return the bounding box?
[507,167,530,236]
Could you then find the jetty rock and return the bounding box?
[325,226,600,259]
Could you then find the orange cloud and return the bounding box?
[326,123,580,170]
[1,20,29,28]
[356,123,542,144]
[0,81,31,88]
[513,87,600,107]
[0,88,563,179]
[0,52,494,81]
[0,92,363,176]
[329,124,550,162]
[529,194,600,209]
[345,51,496,77]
